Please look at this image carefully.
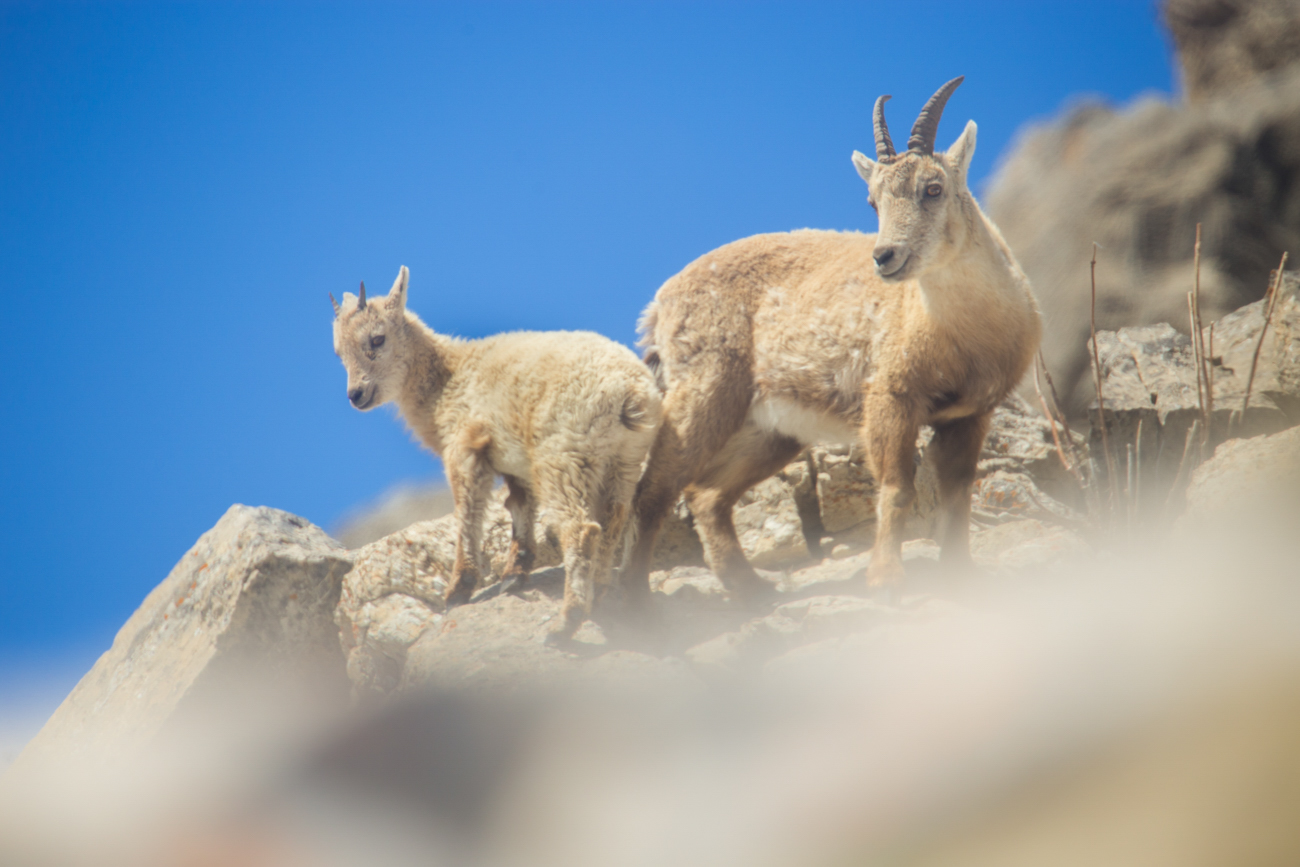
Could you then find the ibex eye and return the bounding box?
[370,334,385,349]
[925,183,943,198]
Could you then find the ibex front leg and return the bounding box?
[929,412,990,568]
[862,395,922,588]
[444,428,496,607]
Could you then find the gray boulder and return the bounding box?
[12,506,354,775]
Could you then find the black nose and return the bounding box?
[873,247,896,267]
[348,387,365,406]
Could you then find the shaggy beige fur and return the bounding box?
[333,267,662,639]
[628,82,1041,599]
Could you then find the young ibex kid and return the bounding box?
[627,77,1042,600]
[332,267,662,640]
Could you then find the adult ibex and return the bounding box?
[627,77,1041,599]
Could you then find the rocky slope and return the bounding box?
[6,268,1300,865]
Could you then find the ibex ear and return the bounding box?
[851,150,876,185]
[947,120,977,181]
[388,265,409,313]
[341,291,358,309]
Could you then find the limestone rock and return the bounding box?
[1087,274,1300,508]
[336,488,565,696]
[811,444,875,535]
[402,576,579,691]
[686,595,896,672]
[13,506,353,773]
[731,474,810,569]
[400,568,704,693]
[1180,425,1300,531]
[970,519,1091,571]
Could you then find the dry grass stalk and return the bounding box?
[1134,416,1144,515]
[1187,293,1205,432]
[1038,352,1080,456]
[1189,225,1213,445]
[1238,251,1289,430]
[1089,243,1119,516]
[1033,359,1084,486]
[1165,418,1202,515]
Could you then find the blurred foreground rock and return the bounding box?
[1181,425,1300,532]
[11,506,354,776]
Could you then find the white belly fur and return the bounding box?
[748,397,857,446]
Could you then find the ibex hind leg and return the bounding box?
[625,362,754,599]
[535,458,604,642]
[499,474,537,596]
[594,457,639,588]
[929,412,991,570]
[686,431,802,602]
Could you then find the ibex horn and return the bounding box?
[873,94,896,160]
[330,293,341,317]
[907,76,964,155]
[358,280,367,310]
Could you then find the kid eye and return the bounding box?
[370,334,385,349]
[925,183,943,198]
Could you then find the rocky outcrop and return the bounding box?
[1086,271,1300,509]
[12,506,354,774]
[987,3,1300,414]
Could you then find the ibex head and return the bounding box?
[332,266,410,411]
[851,76,978,283]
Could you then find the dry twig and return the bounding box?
[1033,360,1084,485]
[1238,251,1289,429]
[1190,225,1213,445]
[1089,243,1119,515]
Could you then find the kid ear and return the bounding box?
[388,265,409,313]
[851,150,876,186]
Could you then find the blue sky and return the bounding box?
[0,1,1171,691]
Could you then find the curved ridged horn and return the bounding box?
[358,280,367,310]
[907,76,964,154]
[873,94,896,160]
[330,293,341,317]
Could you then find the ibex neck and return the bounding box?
[916,193,1034,327]
[397,311,460,415]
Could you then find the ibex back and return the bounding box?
[628,77,1041,598]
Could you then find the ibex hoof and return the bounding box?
[545,605,586,646]
[543,627,575,649]
[445,583,475,608]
